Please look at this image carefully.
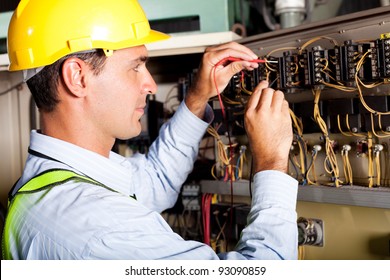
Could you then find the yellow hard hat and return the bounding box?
[7,0,170,71]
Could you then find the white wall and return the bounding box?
[0,71,31,207]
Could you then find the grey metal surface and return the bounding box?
[200,179,390,209]
[239,5,390,57]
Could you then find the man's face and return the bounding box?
[87,45,157,141]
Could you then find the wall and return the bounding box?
[0,71,31,208]
[297,201,390,260]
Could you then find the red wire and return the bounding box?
[202,193,212,245]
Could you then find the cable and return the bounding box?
[367,132,374,188]
[202,193,213,245]
[373,144,383,187]
[306,145,321,185]
[370,113,390,138]
[298,36,338,55]
[207,125,238,180]
[235,145,247,180]
[341,144,353,185]
[290,109,308,182]
[313,88,342,187]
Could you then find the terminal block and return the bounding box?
[335,41,374,86]
[278,51,305,92]
[376,33,390,81]
[306,46,332,87]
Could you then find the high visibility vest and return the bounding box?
[2,168,111,260]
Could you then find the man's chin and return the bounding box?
[117,130,142,141]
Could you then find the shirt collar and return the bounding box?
[29,130,134,196]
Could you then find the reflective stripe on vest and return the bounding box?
[2,169,109,260]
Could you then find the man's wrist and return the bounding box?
[184,92,209,119]
[253,158,289,174]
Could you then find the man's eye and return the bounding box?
[133,65,140,72]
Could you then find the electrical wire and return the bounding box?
[306,146,321,185]
[374,145,382,187]
[370,113,390,138]
[298,36,338,55]
[212,56,271,119]
[367,132,374,188]
[202,193,213,245]
[313,88,342,187]
[289,152,300,180]
[341,145,353,185]
[213,210,228,252]
[378,115,390,135]
[289,109,308,182]
[206,125,238,181]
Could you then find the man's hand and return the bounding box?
[245,81,292,173]
[185,42,260,119]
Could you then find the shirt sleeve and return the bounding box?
[219,170,299,260]
[129,101,213,212]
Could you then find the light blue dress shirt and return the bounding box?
[5,102,298,260]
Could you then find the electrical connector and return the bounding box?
[297,217,324,247]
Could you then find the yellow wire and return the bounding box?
[222,96,242,105]
[267,47,298,57]
[321,81,356,92]
[298,36,338,55]
[313,88,342,187]
[367,132,374,188]
[337,115,354,137]
[207,126,238,181]
[241,79,253,95]
[345,114,366,137]
[290,109,307,178]
[370,114,390,138]
[341,148,353,185]
[306,150,318,185]
[374,150,381,186]
[378,115,390,135]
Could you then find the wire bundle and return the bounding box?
[313,88,342,187]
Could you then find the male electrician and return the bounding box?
[2,0,298,259]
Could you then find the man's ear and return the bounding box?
[61,57,88,97]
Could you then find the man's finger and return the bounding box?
[246,81,269,112]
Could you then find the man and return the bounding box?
[3,0,298,259]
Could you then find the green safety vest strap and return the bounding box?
[2,168,125,260]
[7,168,126,205]
[9,169,105,201]
[11,169,102,200]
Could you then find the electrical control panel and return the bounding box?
[152,6,390,259]
[189,6,390,210]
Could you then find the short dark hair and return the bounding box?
[27,49,107,112]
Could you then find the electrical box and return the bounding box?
[198,6,390,209]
